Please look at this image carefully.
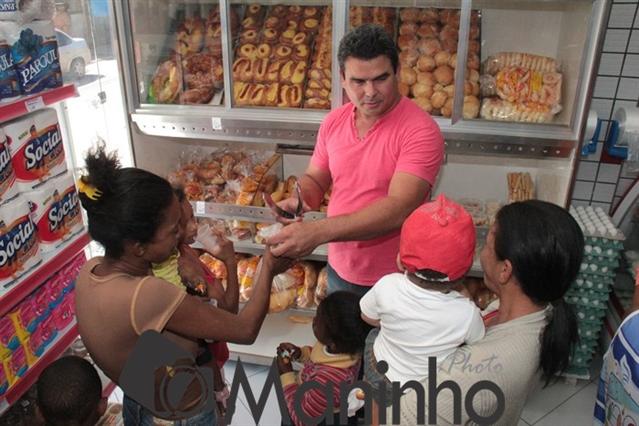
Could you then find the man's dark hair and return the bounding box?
[316,291,372,354]
[338,24,399,74]
[37,356,102,426]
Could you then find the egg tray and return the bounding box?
[578,263,618,278]
[572,276,614,292]
[566,287,612,302]
[585,245,623,259]
[569,352,595,368]
[583,255,620,267]
[570,206,625,241]
[585,236,625,248]
[576,307,608,322]
[565,294,609,309]
[578,326,603,340]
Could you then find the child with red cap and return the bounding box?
[359,194,485,405]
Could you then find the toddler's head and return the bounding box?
[313,291,371,355]
[400,194,476,287]
[174,187,198,245]
[37,356,106,426]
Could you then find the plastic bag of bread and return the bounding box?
[296,262,318,309]
[314,266,328,306]
[237,256,260,302]
[273,264,305,293]
[495,67,562,108]
[269,288,297,313]
[228,220,254,241]
[480,98,555,123]
[199,253,228,280]
[255,223,283,244]
[483,52,560,75]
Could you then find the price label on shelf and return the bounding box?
[25,96,45,112]
[211,117,222,130]
[195,201,206,215]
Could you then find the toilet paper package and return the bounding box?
[0,129,19,204]
[3,107,66,191]
[0,34,20,102]
[3,19,62,95]
[0,195,41,286]
[23,172,81,253]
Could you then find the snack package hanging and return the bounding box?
[23,172,81,253]
[0,129,19,204]
[0,196,40,286]
[0,32,20,102]
[3,108,66,191]
[4,19,62,94]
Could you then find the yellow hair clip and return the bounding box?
[76,178,103,201]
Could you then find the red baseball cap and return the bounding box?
[400,194,476,282]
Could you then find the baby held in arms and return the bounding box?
[360,194,486,406]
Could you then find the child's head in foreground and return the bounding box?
[37,356,106,426]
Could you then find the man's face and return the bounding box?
[341,55,400,119]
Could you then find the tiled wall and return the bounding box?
[572,0,639,213]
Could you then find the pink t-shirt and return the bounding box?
[311,96,444,285]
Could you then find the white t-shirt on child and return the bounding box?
[360,272,485,385]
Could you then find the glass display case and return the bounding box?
[117,0,607,148]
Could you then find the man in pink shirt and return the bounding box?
[268,24,444,296]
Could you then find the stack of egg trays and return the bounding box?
[563,235,624,378]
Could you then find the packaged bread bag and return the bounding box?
[3,107,66,191]
[0,195,41,286]
[0,129,19,204]
[23,172,82,253]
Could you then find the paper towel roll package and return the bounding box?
[0,129,19,205]
[22,172,81,253]
[3,19,62,95]
[2,108,66,192]
[0,195,41,286]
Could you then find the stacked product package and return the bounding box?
[0,108,81,286]
[0,0,61,102]
[564,205,624,378]
[0,252,82,394]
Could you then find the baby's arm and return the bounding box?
[464,307,486,345]
[359,282,382,327]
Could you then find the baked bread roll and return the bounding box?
[434,65,454,85]
[266,60,284,82]
[400,49,419,68]
[304,97,331,109]
[264,16,280,30]
[151,59,182,104]
[413,96,433,113]
[278,84,302,107]
[430,90,448,109]
[412,82,433,99]
[314,267,328,306]
[239,43,257,60]
[264,83,279,106]
[417,55,436,72]
[256,43,271,59]
[417,23,439,39]
[234,82,251,106]
[275,45,293,60]
[419,8,439,24]
[252,58,268,82]
[399,8,419,22]
[263,28,279,44]
[296,261,318,308]
[418,37,442,56]
[176,17,204,56]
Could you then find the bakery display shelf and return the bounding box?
[234,240,327,262]
[0,85,77,124]
[228,310,315,366]
[132,111,578,158]
[0,321,78,415]
[192,239,327,261]
[191,201,326,223]
[0,231,90,318]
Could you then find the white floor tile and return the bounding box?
[533,382,598,426]
[224,359,269,380]
[520,378,590,424]
[226,367,283,426]
[518,419,531,426]
[228,399,258,426]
